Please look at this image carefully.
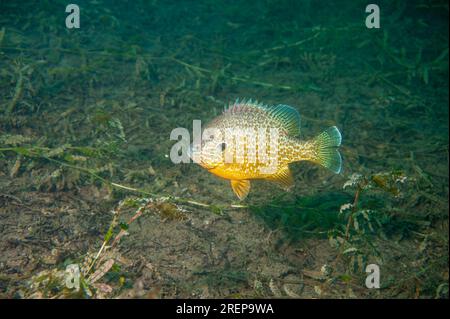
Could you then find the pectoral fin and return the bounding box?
[266,165,294,190]
[230,180,251,200]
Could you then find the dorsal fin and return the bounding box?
[265,104,301,137]
[224,99,301,137]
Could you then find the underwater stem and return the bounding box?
[345,186,361,240]
[0,146,248,211]
[6,70,24,114]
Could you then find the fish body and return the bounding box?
[193,99,342,199]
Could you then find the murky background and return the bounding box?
[0,0,448,298]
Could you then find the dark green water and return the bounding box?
[0,0,448,299]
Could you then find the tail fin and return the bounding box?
[312,126,342,174]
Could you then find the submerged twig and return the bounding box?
[344,186,361,240]
[0,27,5,47]
[170,57,293,90]
[0,146,249,211]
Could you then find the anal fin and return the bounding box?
[230,180,251,200]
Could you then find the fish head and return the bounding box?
[191,123,228,171]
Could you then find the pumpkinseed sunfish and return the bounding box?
[190,99,342,200]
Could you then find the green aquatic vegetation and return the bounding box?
[0,141,111,191]
[376,29,449,86]
[76,196,191,298]
[328,171,413,274]
[0,27,5,46]
[0,133,251,214]
[0,0,447,299]
[249,170,428,296]
[25,197,149,298]
[250,192,352,241]
[0,101,129,188]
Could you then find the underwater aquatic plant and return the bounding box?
[0,0,447,300]
[329,171,412,274]
[24,195,191,298]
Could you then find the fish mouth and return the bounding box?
[205,164,219,171]
[200,161,219,171]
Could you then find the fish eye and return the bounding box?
[218,142,227,152]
